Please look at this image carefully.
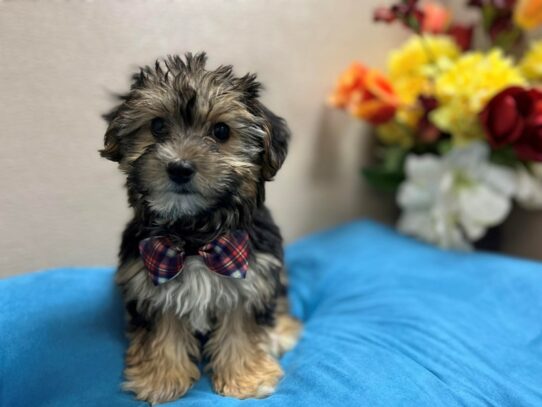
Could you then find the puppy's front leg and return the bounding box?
[206,307,283,399]
[123,312,200,404]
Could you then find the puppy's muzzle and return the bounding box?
[167,160,196,185]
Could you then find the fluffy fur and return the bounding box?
[101,53,301,404]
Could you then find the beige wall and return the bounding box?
[0,1,539,278]
[0,0,401,277]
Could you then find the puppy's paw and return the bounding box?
[123,361,200,405]
[270,314,302,357]
[213,354,283,399]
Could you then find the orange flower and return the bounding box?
[329,63,398,125]
[421,2,451,34]
[514,0,542,30]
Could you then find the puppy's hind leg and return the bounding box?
[269,295,302,357]
[123,312,200,405]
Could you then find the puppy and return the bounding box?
[100,53,301,404]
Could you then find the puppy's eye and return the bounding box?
[212,123,230,142]
[150,118,167,139]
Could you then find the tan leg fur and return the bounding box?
[205,307,284,399]
[123,312,200,405]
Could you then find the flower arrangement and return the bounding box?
[330,0,542,250]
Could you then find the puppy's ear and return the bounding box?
[100,107,123,162]
[259,104,291,181]
[235,74,290,180]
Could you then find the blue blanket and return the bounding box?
[1,221,541,406]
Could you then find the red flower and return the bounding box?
[481,86,542,161]
[329,63,399,125]
[480,87,542,147]
[515,106,542,161]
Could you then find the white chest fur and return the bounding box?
[119,252,280,333]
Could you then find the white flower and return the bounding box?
[397,142,516,250]
[515,163,542,210]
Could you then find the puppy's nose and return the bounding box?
[167,160,196,184]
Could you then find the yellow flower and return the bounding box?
[388,35,460,103]
[387,35,460,126]
[432,49,526,143]
[520,40,542,81]
[376,119,416,148]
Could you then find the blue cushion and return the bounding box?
[1,220,542,406]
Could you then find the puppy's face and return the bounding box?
[101,54,289,220]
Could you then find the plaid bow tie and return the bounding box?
[139,231,250,286]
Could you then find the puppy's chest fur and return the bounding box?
[118,252,280,333]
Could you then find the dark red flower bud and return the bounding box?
[448,24,474,51]
[417,95,441,143]
[373,0,424,33]
[374,7,397,23]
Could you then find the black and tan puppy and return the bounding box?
[100,53,301,404]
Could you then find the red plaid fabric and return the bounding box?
[198,231,250,278]
[139,231,250,286]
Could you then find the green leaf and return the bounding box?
[494,28,523,52]
[436,139,452,155]
[362,166,405,193]
[381,145,408,173]
[490,146,520,168]
[406,15,421,33]
[481,5,497,32]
